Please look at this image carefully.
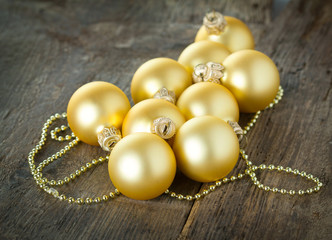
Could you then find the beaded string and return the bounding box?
[27,86,323,205]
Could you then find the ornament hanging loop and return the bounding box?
[151,117,176,139]
[203,11,227,34]
[153,87,176,104]
[228,121,244,142]
[97,126,122,151]
[193,62,224,84]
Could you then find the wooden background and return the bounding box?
[0,0,331,239]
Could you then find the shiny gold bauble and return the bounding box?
[109,132,176,200]
[173,116,239,182]
[67,81,131,146]
[131,58,191,103]
[176,82,239,122]
[195,16,255,52]
[178,40,231,74]
[222,50,280,113]
[122,98,185,137]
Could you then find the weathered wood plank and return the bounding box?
[0,0,330,239]
[179,0,332,239]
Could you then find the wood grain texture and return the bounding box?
[0,0,331,239]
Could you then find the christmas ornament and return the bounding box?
[173,116,239,182]
[195,11,255,52]
[178,40,230,74]
[221,50,280,113]
[131,58,191,103]
[27,12,323,204]
[177,82,239,122]
[122,98,185,140]
[109,133,176,200]
[67,81,130,146]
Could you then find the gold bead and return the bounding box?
[280,189,286,194]
[306,189,313,194]
[289,190,295,195]
[64,177,70,183]
[277,166,283,171]
[59,195,66,201]
[94,197,101,203]
[131,58,191,103]
[85,198,93,204]
[186,195,193,201]
[109,192,115,198]
[76,198,83,205]
[202,190,209,195]
[223,178,229,183]
[195,194,201,199]
[68,197,74,203]
[67,81,130,145]
[177,194,184,200]
[176,82,239,123]
[298,190,304,195]
[260,164,266,170]
[216,181,222,186]
[222,50,280,113]
[102,195,109,201]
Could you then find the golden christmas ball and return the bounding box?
[177,40,231,74]
[222,50,280,113]
[131,58,191,104]
[122,98,185,139]
[176,82,239,122]
[67,81,131,146]
[173,116,239,182]
[109,133,176,200]
[195,15,255,52]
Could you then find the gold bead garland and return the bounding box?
[27,86,323,205]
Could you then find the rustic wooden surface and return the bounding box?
[0,0,331,239]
